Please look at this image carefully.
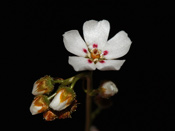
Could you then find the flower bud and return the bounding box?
[32,75,54,95]
[30,95,50,115]
[98,81,118,98]
[49,87,76,111]
[43,110,57,121]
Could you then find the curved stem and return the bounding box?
[53,78,64,84]
[70,72,91,89]
[48,93,56,100]
[70,77,80,89]
[85,71,93,131]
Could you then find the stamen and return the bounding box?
[103,50,108,55]
[83,48,87,53]
[99,60,105,63]
[88,59,93,63]
[93,44,98,48]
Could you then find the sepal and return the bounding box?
[43,110,57,121]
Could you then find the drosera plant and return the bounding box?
[30,20,132,131]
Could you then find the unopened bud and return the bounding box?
[32,75,54,95]
[98,81,118,98]
[30,95,49,115]
[43,110,57,121]
[49,87,76,111]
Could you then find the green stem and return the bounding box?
[53,78,64,84]
[85,71,93,131]
[70,77,80,89]
[48,93,56,100]
[70,72,91,89]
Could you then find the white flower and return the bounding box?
[63,20,132,71]
[99,81,118,98]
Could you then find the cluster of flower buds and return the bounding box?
[30,75,78,121]
[30,74,119,121]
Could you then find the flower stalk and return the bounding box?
[48,93,56,100]
[91,107,101,123]
[85,71,93,131]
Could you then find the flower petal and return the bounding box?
[63,30,88,57]
[49,91,68,111]
[83,20,110,49]
[68,56,96,71]
[30,102,42,115]
[96,60,125,71]
[103,31,132,59]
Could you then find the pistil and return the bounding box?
[91,49,101,59]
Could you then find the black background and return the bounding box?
[4,1,175,131]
